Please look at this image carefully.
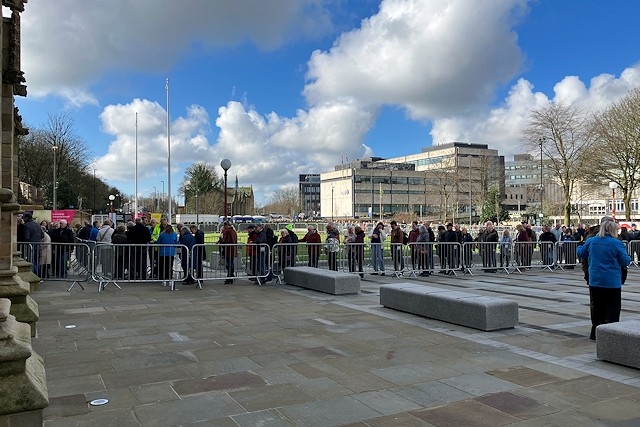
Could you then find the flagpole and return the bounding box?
[166,78,172,222]
[134,112,138,220]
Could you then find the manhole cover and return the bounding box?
[89,399,109,406]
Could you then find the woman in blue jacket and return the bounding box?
[156,225,178,280]
[577,220,631,340]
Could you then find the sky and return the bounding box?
[11,0,640,208]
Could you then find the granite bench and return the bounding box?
[284,266,360,295]
[596,320,640,369]
[379,282,519,331]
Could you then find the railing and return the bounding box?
[19,237,639,292]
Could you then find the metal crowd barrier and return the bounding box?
[20,241,92,292]
[191,243,273,286]
[19,236,610,291]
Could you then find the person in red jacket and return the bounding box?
[300,225,322,268]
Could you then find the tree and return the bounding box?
[522,102,591,225]
[179,162,224,214]
[262,186,300,216]
[584,88,640,220]
[18,113,121,210]
[480,185,509,223]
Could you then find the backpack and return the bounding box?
[402,232,409,245]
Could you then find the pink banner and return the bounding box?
[51,209,76,224]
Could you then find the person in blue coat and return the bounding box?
[577,220,631,340]
[156,225,178,280]
[179,226,196,285]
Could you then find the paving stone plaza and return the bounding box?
[34,269,640,426]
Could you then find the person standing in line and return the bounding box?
[190,224,206,282]
[416,224,430,276]
[479,221,499,272]
[369,221,386,276]
[325,223,341,271]
[577,220,631,341]
[277,229,292,274]
[390,221,405,273]
[539,225,558,267]
[51,219,75,278]
[220,221,238,284]
[22,212,44,275]
[156,224,178,281]
[499,228,513,268]
[179,226,196,285]
[408,221,420,271]
[300,226,322,268]
[352,225,365,278]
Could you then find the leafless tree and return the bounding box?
[263,186,300,217]
[522,102,591,225]
[584,88,640,220]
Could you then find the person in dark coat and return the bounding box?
[179,226,196,284]
[126,218,151,280]
[111,225,129,279]
[220,221,238,284]
[190,225,206,282]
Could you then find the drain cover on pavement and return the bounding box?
[89,399,109,406]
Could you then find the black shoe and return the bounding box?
[380,272,385,276]
[224,279,233,284]
[419,272,429,277]
[370,272,378,275]
[359,274,364,278]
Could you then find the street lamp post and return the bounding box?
[331,185,334,221]
[109,194,115,213]
[194,174,199,226]
[609,181,618,220]
[52,145,58,210]
[538,137,545,224]
[220,159,232,220]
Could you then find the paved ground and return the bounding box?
[30,267,640,426]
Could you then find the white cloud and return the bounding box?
[429,64,640,157]
[20,0,335,103]
[304,0,527,117]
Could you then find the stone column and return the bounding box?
[0,1,49,422]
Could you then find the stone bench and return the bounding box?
[596,320,640,369]
[379,283,519,331]
[283,266,360,295]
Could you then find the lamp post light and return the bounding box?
[331,185,335,221]
[609,181,618,220]
[538,137,545,224]
[52,145,58,210]
[220,159,232,220]
[109,194,115,213]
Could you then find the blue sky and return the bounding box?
[12,0,640,207]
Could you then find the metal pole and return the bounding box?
[93,168,96,213]
[135,112,138,220]
[331,186,334,221]
[468,156,472,226]
[52,145,57,210]
[539,137,545,220]
[166,78,172,223]
[161,180,165,215]
[224,170,228,219]
[195,174,199,226]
